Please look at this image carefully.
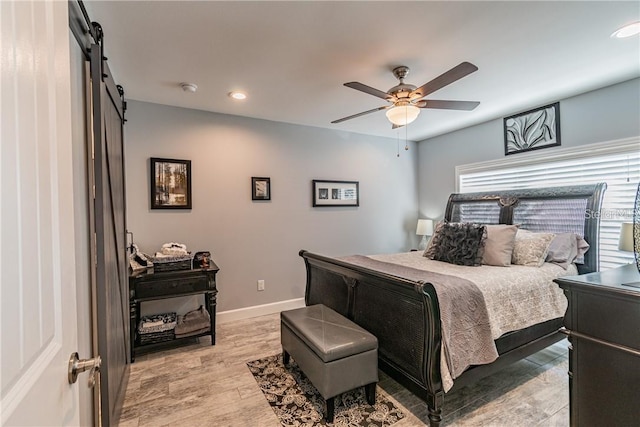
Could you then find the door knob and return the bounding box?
[68,352,101,388]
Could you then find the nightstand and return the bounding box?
[128,262,219,362]
[554,264,640,427]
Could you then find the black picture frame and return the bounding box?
[504,102,561,155]
[252,177,271,201]
[150,157,192,209]
[312,180,359,207]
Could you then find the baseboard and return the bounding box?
[217,298,305,324]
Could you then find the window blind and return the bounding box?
[456,138,640,270]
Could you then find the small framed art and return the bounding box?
[504,102,561,155]
[312,180,359,207]
[150,157,192,209]
[252,177,271,201]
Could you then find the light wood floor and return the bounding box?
[118,313,569,427]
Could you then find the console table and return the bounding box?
[129,262,219,362]
[554,263,640,427]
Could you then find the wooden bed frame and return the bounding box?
[300,183,606,426]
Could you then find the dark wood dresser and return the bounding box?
[555,263,640,427]
[129,262,219,362]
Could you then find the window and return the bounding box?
[456,138,640,270]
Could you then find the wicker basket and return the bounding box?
[151,254,193,272]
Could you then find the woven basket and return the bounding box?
[151,254,193,272]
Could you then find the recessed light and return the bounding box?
[229,91,247,100]
[611,21,640,38]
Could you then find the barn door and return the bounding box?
[89,39,129,426]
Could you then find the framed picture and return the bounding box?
[252,177,271,201]
[150,157,192,209]
[312,180,359,207]
[504,102,561,155]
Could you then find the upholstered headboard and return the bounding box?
[444,183,607,274]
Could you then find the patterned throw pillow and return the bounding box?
[424,222,487,266]
[511,229,556,267]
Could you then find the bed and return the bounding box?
[299,183,606,426]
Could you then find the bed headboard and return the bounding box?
[444,183,607,274]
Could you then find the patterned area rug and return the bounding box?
[247,354,405,427]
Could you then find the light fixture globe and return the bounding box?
[386,103,420,126]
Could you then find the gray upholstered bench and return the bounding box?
[280,304,378,422]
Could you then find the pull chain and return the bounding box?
[405,123,409,151]
[627,155,630,182]
[404,107,409,151]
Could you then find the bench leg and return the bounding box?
[365,382,376,405]
[282,350,290,365]
[326,397,335,423]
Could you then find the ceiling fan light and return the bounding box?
[386,105,420,126]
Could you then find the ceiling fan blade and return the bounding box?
[344,82,394,100]
[391,124,404,130]
[418,100,480,110]
[411,62,478,99]
[331,106,389,124]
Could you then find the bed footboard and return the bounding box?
[300,250,446,425]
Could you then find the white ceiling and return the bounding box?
[84,1,640,142]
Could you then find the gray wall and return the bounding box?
[125,101,418,313]
[417,78,640,220]
[125,78,639,315]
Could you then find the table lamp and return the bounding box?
[618,223,634,253]
[416,219,434,251]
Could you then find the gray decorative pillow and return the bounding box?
[511,229,556,267]
[482,224,519,267]
[424,222,487,266]
[546,233,590,269]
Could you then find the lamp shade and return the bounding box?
[416,219,434,236]
[619,222,635,252]
[386,104,420,126]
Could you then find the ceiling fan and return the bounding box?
[332,62,480,128]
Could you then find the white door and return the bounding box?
[1,1,84,425]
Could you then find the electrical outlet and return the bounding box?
[257,279,265,291]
